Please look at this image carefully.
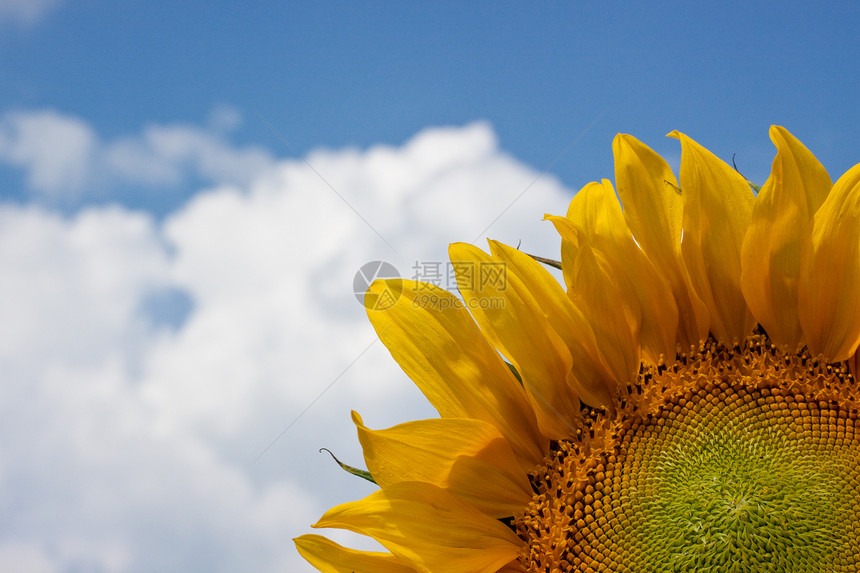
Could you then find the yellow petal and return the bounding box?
[497,562,527,572]
[798,162,860,361]
[294,534,417,573]
[554,208,581,291]
[449,242,582,439]
[741,125,832,348]
[557,179,679,364]
[313,481,523,573]
[613,134,709,349]
[668,131,756,343]
[567,238,641,383]
[485,239,591,355]
[352,412,532,518]
[565,180,630,246]
[485,239,618,410]
[365,279,547,470]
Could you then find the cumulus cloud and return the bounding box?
[0,0,62,26]
[0,107,275,198]
[0,114,575,571]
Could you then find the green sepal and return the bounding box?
[526,253,562,270]
[505,361,523,385]
[320,448,377,484]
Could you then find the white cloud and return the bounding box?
[0,110,96,195]
[0,114,575,571]
[0,541,58,573]
[0,0,62,26]
[206,104,244,133]
[0,107,276,198]
[104,120,274,190]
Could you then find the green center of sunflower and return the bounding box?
[515,335,860,572]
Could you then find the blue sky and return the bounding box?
[0,2,858,572]
[3,1,859,211]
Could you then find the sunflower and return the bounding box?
[294,126,860,572]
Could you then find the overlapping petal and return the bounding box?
[365,279,547,469]
[352,412,532,518]
[313,481,523,573]
[485,239,618,410]
[293,534,417,573]
[449,242,582,439]
[562,234,641,384]
[496,563,527,573]
[669,130,756,343]
[613,133,709,349]
[741,126,832,348]
[798,162,860,361]
[553,179,678,365]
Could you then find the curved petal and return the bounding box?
[566,238,641,383]
[365,279,547,470]
[798,162,860,361]
[497,562,528,572]
[558,179,678,364]
[449,242,581,439]
[485,239,618,410]
[313,481,523,573]
[294,534,417,573]
[352,412,533,518]
[669,131,756,343]
[613,134,709,349]
[741,125,832,347]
